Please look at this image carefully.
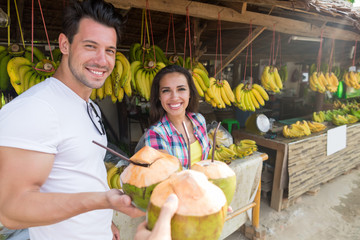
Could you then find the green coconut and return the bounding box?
[147,170,227,240]
[120,146,182,211]
[192,160,236,205]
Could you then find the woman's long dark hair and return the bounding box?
[149,65,199,125]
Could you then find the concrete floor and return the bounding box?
[225,167,360,240]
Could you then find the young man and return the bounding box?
[0,1,144,239]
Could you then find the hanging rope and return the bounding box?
[329,39,335,73]
[317,30,324,73]
[31,0,34,62]
[7,0,10,46]
[352,40,357,67]
[243,21,253,85]
[274,33,281,66]
[145,0,157,64]
[14,0,25,48]
[37,0,54,62]
[214,12,223,79]
[183,7,192,69]
[165,14,176,56]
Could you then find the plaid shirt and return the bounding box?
[144,112,211,169]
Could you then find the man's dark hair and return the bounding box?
[149,65,199,125]
[62,0,122,44]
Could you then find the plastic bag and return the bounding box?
[207,121,233,147]
[103,142,129,171]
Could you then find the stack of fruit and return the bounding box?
[332,114,358,125]
[233,83,269,112]
[7,57,57,95]
[1,44,47,93]
[307,121,327,133]
[203,78,235,109]
[191,66,210,98]
[130,59,166,101]
[309,71,339,93]
[312,111,326,123]
[282,121,311,138]
[91,52,132,102]
[260,65,283,93]
[106,165,126,189]
[129,43,168,65]
[207,139,258,164]
[343,71,360,89]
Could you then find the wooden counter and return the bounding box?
[233,122,360,211]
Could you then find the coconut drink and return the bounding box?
[192,160,236,205]
[147,170,227,240]
[120,146,182,211]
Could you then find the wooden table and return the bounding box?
[233,123,360,212]
[233,129,288,211]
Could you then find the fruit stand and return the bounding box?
[112,152,268,240]
[233,121,360,212]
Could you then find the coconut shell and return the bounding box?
[192,160,236,204]
[147,170,227,240]
[120,146,182,211]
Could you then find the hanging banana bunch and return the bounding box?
[309,71,339,93]
[202,77,235,109]
[233,83,269,112]
[343,71,360,90]
[260,65,283,93]
[91,52,132,103]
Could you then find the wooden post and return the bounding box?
[252,181,261,228]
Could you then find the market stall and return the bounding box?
[233,121,360,212]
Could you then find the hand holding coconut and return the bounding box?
[105,189,145,218]
[134,194,179,240]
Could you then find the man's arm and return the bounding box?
[0,147,144,229]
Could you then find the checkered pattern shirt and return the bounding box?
[144,112,211,169]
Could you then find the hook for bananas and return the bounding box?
[211,121,222,163]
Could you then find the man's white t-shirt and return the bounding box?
[0,77,113,240]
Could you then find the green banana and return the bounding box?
[129,43,141,63]
[25,46,45,62]
[0,54,11,91]
[51,48,62,62]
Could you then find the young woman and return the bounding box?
[144,65,211,169]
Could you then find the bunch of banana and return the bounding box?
[309,71,339,93]
[343,71,360,89]
[168,54,184,66]
[261,65,283,93]
[129,43,168,65]
[282,121,311,138]
[203,77,235,109]
[312,111,326,123]
[91,52,132,103]
[208,145,237,164]
[106,165,126,189]
[191,66,210,98]
[230,139,257,158]
[7,57,57,95]
[307,121,327,133]
[130,59,166,101]
[333,99,344,109]
[278,65,288,83]
[332,114,358,125]
[233,83,269,112]
[24,45,46,64]
[1,44,48,92]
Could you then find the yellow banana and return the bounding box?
[235,83,244,103]
[222,80,235,102]
[193,74,204,97]
[192,72,207,92]
[219,84,231,106]
[117,87,125,102]
[251,87,265,106]
[116,52,131,88]
[273,67,283,90]
[104,75,113,96]
[248,89,260,109]
[97,85,105,100]
[112,59,123,97]
[90,88,97,100]
[252,84,269,101]
[193,67,210,88]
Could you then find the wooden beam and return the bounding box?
[216,26,266,76]
[107,0,360,42]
